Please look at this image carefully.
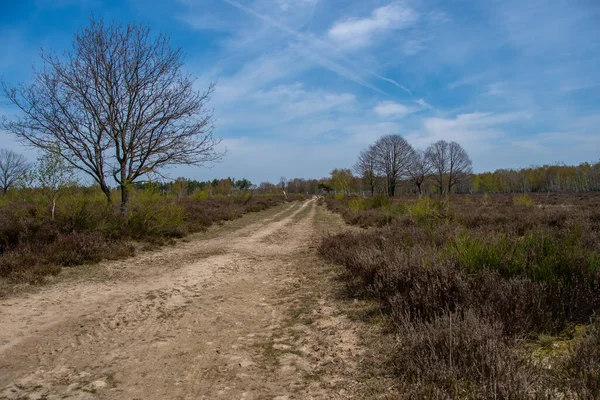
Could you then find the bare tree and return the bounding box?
[2,18,223,212]
[353,147,377,196]
[0,148,29,196]
[425,140,448,195]
[371,134,414,197]
[407,149,431,195]
[425,140,472,195]
[447,141,473,193]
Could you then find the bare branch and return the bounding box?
[370,134,414,197]
[0,149,30,196]
[424,140,472,195]
[1,18,223,210]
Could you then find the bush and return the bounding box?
[348,197,365,212]
[407,195,447,222]
[126,191,186,238]
[46,232,109,266]
[513,193,534,206]
[365,194,393,210]
[395,310,541,399]
[559,319,600,398]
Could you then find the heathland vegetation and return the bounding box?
[320,192,600,397]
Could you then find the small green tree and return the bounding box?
[330,168,353,196]
[35,150,77,220]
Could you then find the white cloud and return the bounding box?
[213,80,357,132]
[348,122,403,145]
[374,101,415,119]
[213,0,391,93]
[407,111,530,152]
[328,3,418,49]
[416,98,433,109]
[253,83,356,123]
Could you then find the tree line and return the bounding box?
[327,135,599,196]
[472,162,600,193]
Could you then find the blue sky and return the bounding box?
[1,0,599,183]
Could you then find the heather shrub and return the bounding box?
[45,232,108,266]
[321,192,600,395]
[45,232,134,266]
[559,319,600,398]
[0,202,38,253]
[377,250,470,324]
[245,197,271,212]
[395,311,541,399]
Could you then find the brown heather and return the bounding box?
[319,192,600,398]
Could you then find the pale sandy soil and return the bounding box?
[0,200,388,400]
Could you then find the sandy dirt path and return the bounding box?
[0,200,370,400]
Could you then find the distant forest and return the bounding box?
[144,160,600,197]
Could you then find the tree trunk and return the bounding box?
[51,198,56,221]
[100,183,112,204]
[120,183,130,214]
[388,178,395,197]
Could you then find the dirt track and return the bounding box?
[0,200,371,399]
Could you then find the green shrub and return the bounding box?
[408,196,446,222]
[127,191,186,238]
[364,194,392,209]
[447,230,600,285]
[348,197,365,212]
[513,193,534,206]
[192,190,209,201]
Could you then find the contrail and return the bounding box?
[375,74,412,95]
[220,0,411,96]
